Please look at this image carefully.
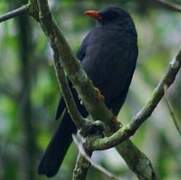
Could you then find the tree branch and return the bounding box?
[73,135,121,180]
[89,49,181,150]
[155,0,181,13]
[53,46,86,128]
[72,134,92,180]
[73,153,91,180]
[164,86,181,136]
[0,4,30,23]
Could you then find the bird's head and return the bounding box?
[84,6,132,26]
[85,6,137,34]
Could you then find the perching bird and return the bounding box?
[38,6,138,177]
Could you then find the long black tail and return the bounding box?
[38,111,76,177]
[38,84,87,177]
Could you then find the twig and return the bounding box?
[0,4,30,23]
[90,49,181,150]
[72,133,92,180]
[72,135,121,180]
[73,152,91,180]
[155,0,181,13]
[164,86,181,136]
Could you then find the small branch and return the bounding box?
[155,0,181,13]
[130,50,181,133]
[73,135,121,180]
[0,4,30,23]
[73,134,92,180]
[164,86,181,136]
[73,153,91,180]
[90,49,181,150]
[53,46,85,128]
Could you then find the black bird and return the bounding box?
[38,6,138,177]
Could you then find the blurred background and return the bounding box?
[0,0,181,179]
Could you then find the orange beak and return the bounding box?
[84,10,102,20]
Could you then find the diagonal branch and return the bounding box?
[90,49,181,150]
[0,4,30,23]
[72,134,92,180]
[164,86,181,136]
[72,135,121,180]
[155,0,181,13]
[73,152,91,180]
[53,46,85,128]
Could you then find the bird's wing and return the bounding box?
[76,32,92,61]
[81,27,137,111]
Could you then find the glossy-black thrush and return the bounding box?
[38,6,138,177]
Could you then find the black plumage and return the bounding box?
[38,6,138,177]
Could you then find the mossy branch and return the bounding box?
[0,4,30,23]
[155,0,181,13]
